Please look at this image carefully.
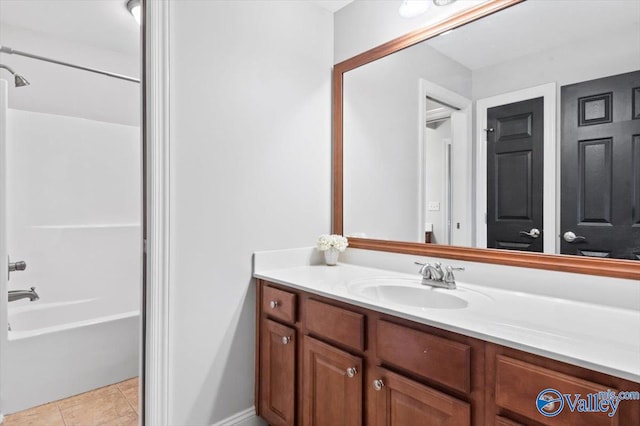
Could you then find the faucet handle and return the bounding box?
[444,266,464,284]
[414,261,431,279]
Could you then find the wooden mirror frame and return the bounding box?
[332,0,639,280]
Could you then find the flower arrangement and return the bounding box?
[316,234,349,252]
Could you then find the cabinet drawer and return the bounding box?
[262,285,297,324]
[305,299,365,352]
[495,355,618,426]
[376,320,470,393]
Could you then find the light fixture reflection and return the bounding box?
[398,0,431,18]
[127,0,141,25]
[433,0,458,5]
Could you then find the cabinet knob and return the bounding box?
[281,336,291,345]
[269,300,279,309]
[373,379,384,391]
[346,367,357,378]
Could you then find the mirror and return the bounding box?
[334,0,640,278]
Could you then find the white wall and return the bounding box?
[472,25,640,100]
[0,24,139,126]
[343,42,470,242]
[168,1,332,424]
[6,110,140,307]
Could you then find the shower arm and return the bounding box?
[0,45,140,84]
[0,63,18,75]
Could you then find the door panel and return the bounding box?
[302,336,362,426]
[561,71,640,259]
[373,367,470,426]
[633,135,640,233]
[259,319,296,426]
[487,97,544,252]
[578,138,612,224]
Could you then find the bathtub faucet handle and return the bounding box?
[8,256,27,281]
[9,261,27,272]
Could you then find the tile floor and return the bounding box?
[3,377,139,426]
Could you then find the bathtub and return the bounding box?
[3,298,140,414]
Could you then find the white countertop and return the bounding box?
[254,248,640,383]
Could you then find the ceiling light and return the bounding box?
[398,0,431,18]
[433,0,458,6]
[127,0,141,25]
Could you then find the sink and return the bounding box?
[347,277,469,309]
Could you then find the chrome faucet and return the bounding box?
[415,262,464,289]
[8,287,39,302]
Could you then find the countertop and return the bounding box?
[254,257,640,383]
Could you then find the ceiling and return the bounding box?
[0,0,140,56]
[427,0,640,71]
[0,0,354,56]
[309,0,354,13]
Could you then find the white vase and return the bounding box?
[324,248,340,266]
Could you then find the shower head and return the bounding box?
[0,63,30,87]
[14,73,30,87]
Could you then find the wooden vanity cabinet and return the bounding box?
[256,280,483,425]
[256,279,640,426]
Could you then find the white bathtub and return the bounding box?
[3,298,140,414]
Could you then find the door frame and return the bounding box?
[0,80,7,423]
[475,83,557,254]
[419,79,472,246]
[144,1,171,425]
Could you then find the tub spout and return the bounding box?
[8,287,39,302]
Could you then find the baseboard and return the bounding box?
[211,406,266,426]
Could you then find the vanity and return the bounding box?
[253,249,640,426]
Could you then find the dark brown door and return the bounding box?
[302,336,362,426]
[259,319,296,426]
[372,367,470,426]
[487,97,544,252]
[561,70,640,259]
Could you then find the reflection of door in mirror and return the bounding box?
[420,80,472,247]
[561,70,640,260]
[424,97,458,245]
[486,97,544,252]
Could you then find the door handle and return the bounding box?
[519,228,540,239]
[563,231,586,243]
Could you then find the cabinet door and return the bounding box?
[302,336,362,426]
[259,319,296,426]
[372,367,471,426]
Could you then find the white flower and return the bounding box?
[316,234,349,252]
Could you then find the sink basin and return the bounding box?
[347,277,469,309]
